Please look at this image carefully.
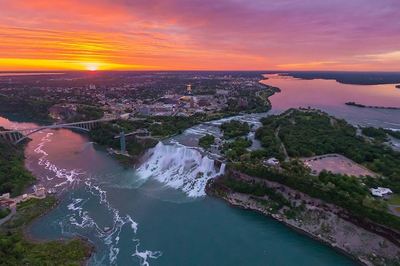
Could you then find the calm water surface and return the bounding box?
[263,74,400,130]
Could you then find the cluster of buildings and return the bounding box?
[1,72,272,122]
[135,84,229,116]
[0,184,46,210]
[49,103,78,121]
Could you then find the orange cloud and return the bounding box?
[0,0,399,71]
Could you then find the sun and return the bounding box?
[87,65,97,71]
[84,63,99,71]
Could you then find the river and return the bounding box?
[3,73,400,265]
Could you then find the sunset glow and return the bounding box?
[84,63,99,71]
[0,0,400,71]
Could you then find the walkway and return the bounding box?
[275,125,289,161]
[0,206,16,226]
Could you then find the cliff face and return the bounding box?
[206,170,400,266]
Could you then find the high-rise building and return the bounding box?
[186,84,192,95]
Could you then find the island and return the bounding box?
[345,101,400,110]
[207,108,400,265]
[198,134,215,150]
[0,135,92,264]
[220,120,250,139]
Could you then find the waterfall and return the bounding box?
[137,142,225,197]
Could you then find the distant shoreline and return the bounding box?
[345,101,400,110]
[0,72,64,77]
[1,70,400,86]
[263,71,400,86]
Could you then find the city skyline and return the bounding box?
[0,0,400,71]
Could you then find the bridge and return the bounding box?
[0,118,116,144]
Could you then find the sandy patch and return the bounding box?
[302,154,376,177]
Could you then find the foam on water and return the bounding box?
[32,131,161,265]
[34,132,86,189]
[65,181,161,265]
[137,142,225,197]
[132,240,163,266]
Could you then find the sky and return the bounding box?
[0,0,399,71]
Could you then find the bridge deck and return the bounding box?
[0,118,116,134]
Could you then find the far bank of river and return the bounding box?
[262,74,400,131]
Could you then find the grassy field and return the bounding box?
[388,194,400,205]
[0,197,92,265]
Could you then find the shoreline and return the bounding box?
[0,196,94,265]
[262,72,400,86]
[22,197,95,264]
[206,185,363,265]
[206,171,400,266]
[0,133,96,264]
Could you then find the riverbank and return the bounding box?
[263,71,400,86]
[0,130,94,264]
[0,196,93,265]
[206,171,400,266]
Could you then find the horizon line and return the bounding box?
[1,69,400,73]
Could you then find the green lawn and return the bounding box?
[388,194,400,205]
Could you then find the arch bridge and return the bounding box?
[0,118,115,145]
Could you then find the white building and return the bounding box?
[0,193,10,200]
[370,187,393,198]
[263,157,280,167]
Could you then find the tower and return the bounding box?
[120,131,126,154]
[186,84,192,95]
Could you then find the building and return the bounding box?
[137,106,151,116]
[263,157,280,167]
[216,89,229,96]
[0,193,10,200]
[186,84,192,95]
[0,199,15,209]
[370,187,393,198]
[33,184,46,198]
